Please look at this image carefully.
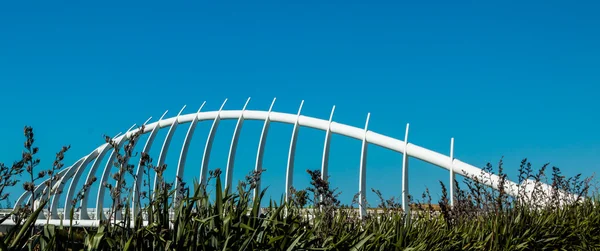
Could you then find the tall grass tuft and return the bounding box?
[0,126,598,250]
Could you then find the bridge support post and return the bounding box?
[152,105,187,200]
[254,98,276,201]
[95,124,139,221]
[131,112,167,219]
[285,100,304,203]
[359,113,370,219]
[174,102,206,203]
[200,99,228,187]
[319,106,335,206]
[402,123,410,216]
[449,137,455,207]
[225,98,251,192]
[321,106,336,181]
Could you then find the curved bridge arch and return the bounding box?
[11,98,526,226]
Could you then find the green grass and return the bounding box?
[0,126,598,250]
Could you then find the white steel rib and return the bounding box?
[285,100,303,202]
[320,106,336,181]
[254,99,277,200]
[358,113,370,219]
[173,102,205,202]
[225,98,251,191]
[199,100,228,186]
[9,102,531,226]
[401,124,410,214]
[129,112,167,219]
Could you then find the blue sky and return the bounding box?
[0,0,599,208]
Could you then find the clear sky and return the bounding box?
[1,1,599,208]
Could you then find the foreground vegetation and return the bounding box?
[0,126,598,250]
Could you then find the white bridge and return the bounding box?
[3,98,545,227]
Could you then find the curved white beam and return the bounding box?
[199,99,228,186]
[131,111,169,218]
[402,123,410,214]
[153,105,187,191]
[321,106,336,181]
[254,98,276,199]
[174,102,205,201]
[225,98,251,191]
[359,113,370,219]
[121,110,522,197]
[285,100,304,202]
[12,107,529,222]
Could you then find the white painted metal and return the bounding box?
[450,137,455,207]
[285,100,304,202]
[71,124,135,219]
[13,167,70,214]
[130,111,168,218]
[254,98,276,200]
[402,123,410,214]
[358,113,370,219]
[78,128,136,219]
[95,124,140,220]
[174,102,206,200]
[77,144,111,220]
[321,106,336,181]
[77,127,142,220]
[59,155,97,220]
[48,157,87,219]
[90,111,524,198]
[153,105,187,191]
[11,102,546,225]
[225,98,251,191]
[199,100,228,187]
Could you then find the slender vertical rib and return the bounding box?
[152,105,187,192]
[77,144,111,220]
[131,113,167,218]
[402,123,410,214]
[59,154,98,220]
[79,128,138,220]
[449,137,455,206]
[254,98,276,200]
[321,106,336,181]
[95,126,138,221]
[199,99,228,186]
[225,98,251,191]
[359,113,370,219]
[174,102,205,201]
[49,157,87,219]
[285,100,304,202]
